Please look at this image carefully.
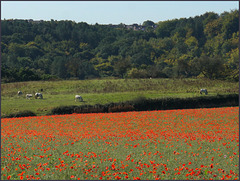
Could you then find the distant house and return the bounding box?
[126,25,134,29]
[108,23,157,31]
[27,19,43,23]
[32,20,43,24]
[141,26,146,31]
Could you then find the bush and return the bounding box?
[4,110,36,118]
[127,68,149,78]
[51,105,78,115]
[108,103,134,113]
[41,74,58,81]
[74,104,108,113]
[130,94,238,111]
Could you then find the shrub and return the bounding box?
[108,103,134,113]
[51,105,77,115]
[4,110,36,118]
[126,68,149,78]
[74,105,107,113]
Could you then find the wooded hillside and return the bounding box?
[1,10,239,82]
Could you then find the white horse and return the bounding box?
[200,89,208,95]
[18,91,23,96]
[35,93,43,99]
[26,94,33,99]
[75,95,83,102]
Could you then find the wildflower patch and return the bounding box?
[1,107,239,180]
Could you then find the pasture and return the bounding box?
[1,78,238,117]
[1,107,239,180]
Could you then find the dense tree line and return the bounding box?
[1,10,239,82]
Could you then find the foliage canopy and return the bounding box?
[1,10,239,82]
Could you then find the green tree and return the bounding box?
[185,36,200,57]
[224,48,239,81]
[142,20,155,27]
[51,56,68,79]
[126,68,148,78]
[193,55,225,79]
[176,55,192,77]
[156,19,178,38]
[18,67,40,81]
[35,58,51,74]
[25,42,43,59]
[146,63,168,78]
[204,19,222,38]
[66,57,98,79]
[17,57,32,68]
[202,12,219,26]
[113,56,131,78]
[8,43,25,57]
[221,10,239,40]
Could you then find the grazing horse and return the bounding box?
[35,93,43,99]
[26,94,33,99]
[200,89,208,95]
[75,95,83,102]
[18,91,23,96]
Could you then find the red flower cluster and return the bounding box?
[1,107,239,180]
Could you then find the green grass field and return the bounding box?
[1,78,238,116]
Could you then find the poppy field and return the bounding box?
[1,107,239,180]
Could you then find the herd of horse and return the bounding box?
[17,88,208,102]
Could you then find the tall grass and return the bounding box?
[1,78,238,96]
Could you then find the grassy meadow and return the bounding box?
[1,78,238,116]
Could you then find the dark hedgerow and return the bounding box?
[108,103,135,113]
[50,105,78,115]
[48,94,238,116]
[74,104,108,113]
[131,94,238,111]
[3,110,37,118]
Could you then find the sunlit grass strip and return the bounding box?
[1,107,239,180]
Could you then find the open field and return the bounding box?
[1,78,238,117]
[1,107,239,180]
